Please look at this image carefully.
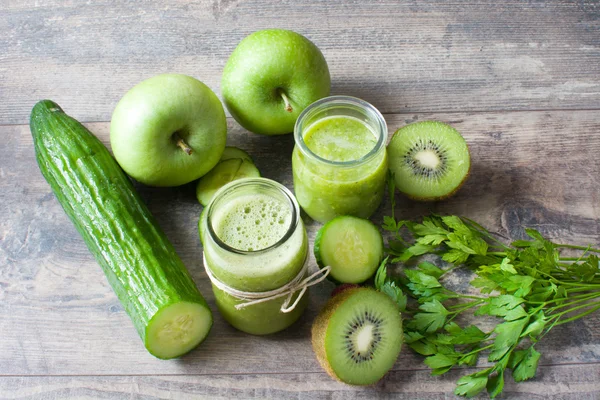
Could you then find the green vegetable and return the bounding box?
[376,177,600,398]
[315,215,384,283]
[195,157,260,206]
[31,100,213,359]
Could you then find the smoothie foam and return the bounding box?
[212,193,292,252]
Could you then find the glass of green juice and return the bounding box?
[292,96,388,223]
[200,177,309,335]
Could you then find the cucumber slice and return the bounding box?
[314,216,383,284]
[220,146,253,162]
[198,207,208,245]
[196,158,260,206]
[146,301,213,359]
[236,159,261,179]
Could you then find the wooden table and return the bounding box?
[1,1,600,398]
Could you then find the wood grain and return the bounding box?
[1,111,600,383]
[1,0,600,124]
[1,364,600,399]
[3,0,600,396]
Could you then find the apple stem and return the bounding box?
[174,134,193,155]
[278,89,293,113]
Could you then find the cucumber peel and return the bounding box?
[30,100,212,359]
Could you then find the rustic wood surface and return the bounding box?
[1,0,600,399]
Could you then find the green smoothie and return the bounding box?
[213,193,292,252]
[305,116,377,162]
[293,114,387,223]
[201,178,308,335]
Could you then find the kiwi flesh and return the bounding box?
[387,121,470,201]
[311,287,403,385]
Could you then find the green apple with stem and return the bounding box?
[222,29,330,135]
[110,74,227,187]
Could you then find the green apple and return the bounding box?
[110,74,227,187]
[222,29,330,135]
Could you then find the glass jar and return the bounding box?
[292,96,388,223]
[200,177,309,335]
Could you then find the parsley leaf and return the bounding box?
[510,346,541,382]
[454,369,490,398]
[411,300,449,333]
[488,318,529,361]
[377,212,600,398]
[424,353,457,370]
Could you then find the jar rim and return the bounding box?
[205,177,300,255]
[293,95,387,167]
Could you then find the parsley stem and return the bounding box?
[461,217,511,250]
[448,300,485,312]
[554,303,600,326]
[461,343,494,357]
[519,265,600,287]
[548,299,600,319]
[546,294,600,312]
[567,287,600,294]
[487,252,508,257]
[443,292,485,301]
[553,243,600,253]
[438,265,465,280]
[526,291,600,305]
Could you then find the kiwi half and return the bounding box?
[311,287,403,385]
[387,121,470,201]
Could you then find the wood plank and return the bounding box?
[1,364,600,399]
[1,110,600,376]
[1,0,600,124]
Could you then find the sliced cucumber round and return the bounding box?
[198,206,208,245]
[220,146,253,162]
[314,216,383,284]
[196,158,260,206]
[146,301,213,359]
[236,159,261,179]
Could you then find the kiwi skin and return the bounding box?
[311,287,402,386]
[388,121,471,201]
[311,288,358,383]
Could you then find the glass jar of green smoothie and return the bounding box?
[200,178,309,335]
[292,96,388,223]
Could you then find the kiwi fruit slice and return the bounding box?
[312,287,403,385]
[387,121,470,200]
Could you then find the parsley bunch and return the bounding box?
[376,213,600,398]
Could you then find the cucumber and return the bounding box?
[195,158,260,206]
[30,100,212,359]
[314,216,383,284]
[220,146,253,162]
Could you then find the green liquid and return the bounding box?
[213,193,292,252]
[304,116,377,162]
[292,115,387,223]
[202,183,308,335]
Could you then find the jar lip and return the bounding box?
[205,177,300,255]
[294,95,387,167]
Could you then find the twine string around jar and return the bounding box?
[202,252,331,313]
